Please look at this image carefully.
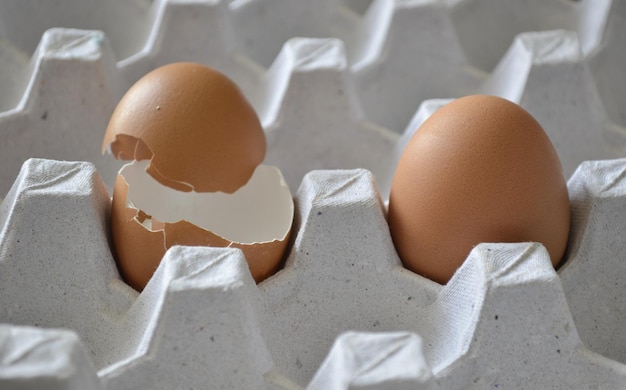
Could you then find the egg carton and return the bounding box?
[3,158,626,389]
[1,0,626,388]
[1,0,625,195]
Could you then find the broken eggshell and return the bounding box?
[102,62,266,193]
[111,160,293,291]
[103,62,293,291]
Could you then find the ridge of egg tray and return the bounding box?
[102,62,294,291]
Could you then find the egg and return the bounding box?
[387,95,570,284]
[103,62,293,291]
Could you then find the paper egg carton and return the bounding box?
[1,0,626,388]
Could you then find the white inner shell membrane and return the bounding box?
[121,160,294,244]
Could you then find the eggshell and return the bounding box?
[102,62,266,193]
[111,161,293,291]
[102,62,293,291]
[387,95,570,284]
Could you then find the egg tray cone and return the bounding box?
[0,0,626,388]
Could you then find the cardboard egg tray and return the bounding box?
[1,0,626,388]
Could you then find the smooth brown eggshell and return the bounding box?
[102,62,266,193]
[387,95,570,284]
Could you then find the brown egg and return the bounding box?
[387,95,570,284]
[103,62,293,291]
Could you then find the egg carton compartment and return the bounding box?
[1,0,626,389]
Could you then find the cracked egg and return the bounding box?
[103,62,293,291]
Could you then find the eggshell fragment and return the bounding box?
[102,62,266,193]
[387,95,570,284]
[111,160,293,291]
